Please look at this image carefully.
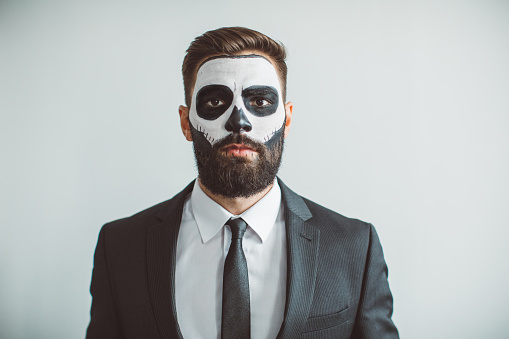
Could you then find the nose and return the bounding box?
[225,106,252,133]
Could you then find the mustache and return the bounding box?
[213,133,266,153]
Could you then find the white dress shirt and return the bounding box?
[175,179,287,339]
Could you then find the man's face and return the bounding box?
[189,55,286,150]
[188,55,287,198]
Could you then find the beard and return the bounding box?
[190,122,285,198]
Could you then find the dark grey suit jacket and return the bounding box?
[86,179,398,338]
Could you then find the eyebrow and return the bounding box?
[197,84,233,98]
[242,86,278,97]
[197,54,272,71]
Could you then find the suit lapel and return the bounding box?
[146,182,194,339]
[277,179,320,339]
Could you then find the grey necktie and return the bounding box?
[221,217,250,339]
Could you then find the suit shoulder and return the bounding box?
[301,196,372,233]
[298,196,379,257]
[102,199,170,231]
[277,178,372,235]
[100,182,194,236]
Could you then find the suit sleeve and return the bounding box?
[86,226,121,339]
[352,224,399,339]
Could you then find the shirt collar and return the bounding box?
[190,178,282,244]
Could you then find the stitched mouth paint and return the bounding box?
[189,55,286,147]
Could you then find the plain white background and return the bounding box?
[1,0,508,338]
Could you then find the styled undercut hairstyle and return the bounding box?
[182,27,288,108]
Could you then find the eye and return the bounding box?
[205,99,225,107]
[242,85,279,116]
[251,98,272,107]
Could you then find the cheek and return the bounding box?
[247,107,286,142]
[189,106,233,144]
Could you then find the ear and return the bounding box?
[179,105,193,141]
[283,102,293,138]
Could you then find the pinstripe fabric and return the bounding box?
[86,178,398,339]
[147,218,183,339]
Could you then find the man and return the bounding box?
[86,27,398,339]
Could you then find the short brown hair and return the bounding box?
[182,27,287,108]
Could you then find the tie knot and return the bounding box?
[226,218,247,239]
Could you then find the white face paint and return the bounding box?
[189,55,285,146]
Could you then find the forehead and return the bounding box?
[194,56,281,91]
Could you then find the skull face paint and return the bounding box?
[189,55,285,146]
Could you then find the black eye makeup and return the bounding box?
[196,85,234,120]
[242,86,279,117]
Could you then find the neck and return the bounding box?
[198,179,274,215]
